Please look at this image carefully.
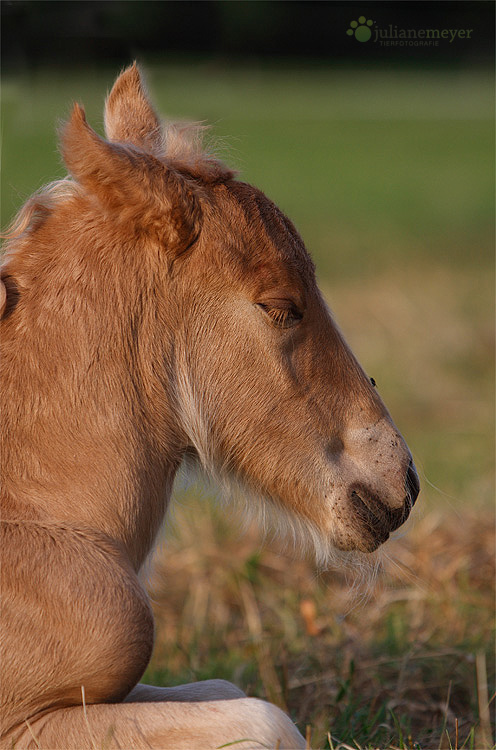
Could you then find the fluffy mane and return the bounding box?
[162,121,235,184]
[2,179,82,243]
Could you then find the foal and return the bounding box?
[0,65,419,749]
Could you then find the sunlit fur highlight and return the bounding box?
[2,179,81,242]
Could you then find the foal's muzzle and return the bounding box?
[349,460,420,551]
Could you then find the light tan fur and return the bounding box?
[0,64,419,748]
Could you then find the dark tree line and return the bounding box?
[2,0,494,71]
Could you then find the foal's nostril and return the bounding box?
[405,460,420,507]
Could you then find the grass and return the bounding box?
[2,62,494,748]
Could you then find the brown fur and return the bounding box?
[0,63,418,748]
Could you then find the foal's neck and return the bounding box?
[4,377,182,570]
[2,233,185,571]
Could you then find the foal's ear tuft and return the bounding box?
[104,62,163,156]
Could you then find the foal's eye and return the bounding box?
[257,303,303,329]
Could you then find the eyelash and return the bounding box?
[257,303,303,329]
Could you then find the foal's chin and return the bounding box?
[327,494,412,555]
[207,476,375,576]
[181,451,406,575]
[332,525,390,555]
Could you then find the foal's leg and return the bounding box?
[8,699,306,749]
[125,679,246,702]
[1,519,305,748]
[0,519,154,736]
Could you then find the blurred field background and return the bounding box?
[2,2,494,747]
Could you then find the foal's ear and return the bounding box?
[61,104,200,252]
[104,63,163,156]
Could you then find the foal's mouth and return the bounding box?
[349,485,411,552]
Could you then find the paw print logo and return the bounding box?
[347,16,374,42]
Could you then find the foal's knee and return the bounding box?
[203,679,245,699]
[235,698,305,749]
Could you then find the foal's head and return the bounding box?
[3,65,419,566]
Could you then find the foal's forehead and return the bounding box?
[213,181,315,278]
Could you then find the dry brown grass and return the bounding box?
[145,495,494,749]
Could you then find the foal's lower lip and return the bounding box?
[350,490,385,527]
[349,489,391,548]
